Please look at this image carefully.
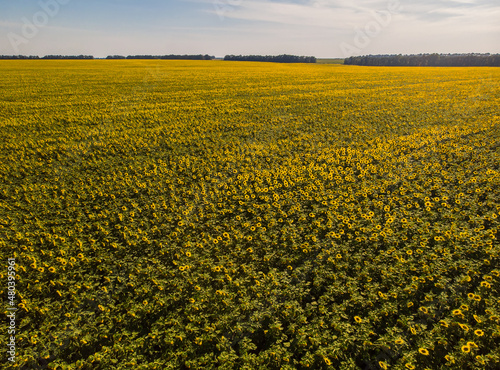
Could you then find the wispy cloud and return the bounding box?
[0,20,25,28]
[201,0,383,28]
[0,20,93,34]
[192,0,500,38]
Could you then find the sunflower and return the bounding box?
[480,281,491,288]
[476,356,485,365]
[418,348,429,356]
[459,323,469,332]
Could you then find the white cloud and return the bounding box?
[204,0,391,28]
[195,0,500,56]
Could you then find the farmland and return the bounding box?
[1,60,500,369]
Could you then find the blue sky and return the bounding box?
[1,0,499,58]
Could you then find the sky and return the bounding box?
[0,0,499,58]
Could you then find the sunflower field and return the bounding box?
[0,60,499,369]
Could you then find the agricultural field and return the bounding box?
[1,60,500,369]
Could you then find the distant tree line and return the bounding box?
[111,55,214,60]
[0,54,320,63]
[0,55,94,59]
[344,53,500,67]
[0,55,40,59]
[43,55,94,60]
[224,54,317,63]
[0,54,214,60]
